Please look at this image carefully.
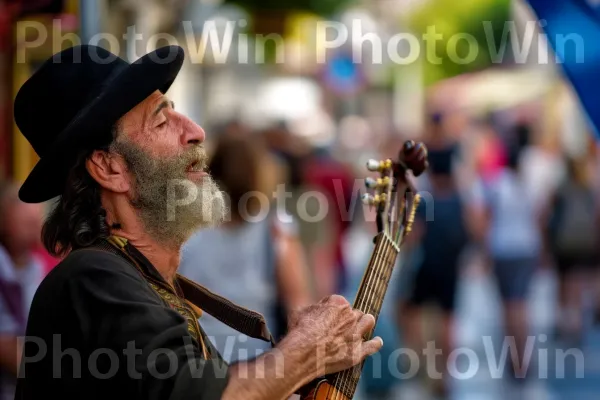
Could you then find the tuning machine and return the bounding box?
[361,193,386,206]
[366,159,393,172]
[365,177,391,189]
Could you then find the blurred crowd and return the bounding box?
[2,102,600,400]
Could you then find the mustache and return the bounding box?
[177,145,208,170]
[111,138,209,176]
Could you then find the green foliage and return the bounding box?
[405,0,512,85]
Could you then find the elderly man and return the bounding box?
[12,45,382,400]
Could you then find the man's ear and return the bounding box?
[86,150,130,193]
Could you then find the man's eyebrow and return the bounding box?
[152,100,175,117]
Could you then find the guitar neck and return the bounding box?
[328,232,400,398]
[352,232,399,317]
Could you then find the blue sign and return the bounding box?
[320,52,366,96]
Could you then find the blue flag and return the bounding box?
[526,0,600,138]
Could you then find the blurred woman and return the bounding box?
[397,145,470,398]
[179,134,313,363]
[469,143,542,380]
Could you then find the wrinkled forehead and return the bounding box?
[114,91,168,142]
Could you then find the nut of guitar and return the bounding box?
[301,381,350,400]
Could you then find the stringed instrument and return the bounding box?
[299,139,428,400]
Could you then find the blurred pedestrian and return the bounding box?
[470,143,542,380]
[397,145,470,398]
[0,182,45,400]
[179,134,314,363]
[547,156,599,342]
[301,143,356,296]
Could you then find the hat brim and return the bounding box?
[18,45,185,203]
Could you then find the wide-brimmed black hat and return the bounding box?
[14,44,185,203]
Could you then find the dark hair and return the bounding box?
[428,147,454,176]
[42,149,110,257]
[515,123,530,148]
[506,144,521,170]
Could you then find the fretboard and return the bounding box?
[328,232,400,398]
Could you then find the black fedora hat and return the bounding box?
[14,44,185,203]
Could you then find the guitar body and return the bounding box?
[300,379,349,400]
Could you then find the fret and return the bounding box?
[353,233,398,316]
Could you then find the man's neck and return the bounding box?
[113,229,181,286]
[102,195,181,286]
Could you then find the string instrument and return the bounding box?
[299,140,428,400]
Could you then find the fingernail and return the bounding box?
[375,336,384,346]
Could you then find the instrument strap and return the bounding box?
[100,236,276,348]
[95,237,315,397]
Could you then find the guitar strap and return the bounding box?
[94,236,276,350]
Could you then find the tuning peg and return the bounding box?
[400,141,428,177]
[366,159,393,172]
[365,177,377,188]
[365,177,390,189]
[361,193,385,206]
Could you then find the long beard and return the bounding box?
[111,139,228,247]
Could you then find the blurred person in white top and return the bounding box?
[469,142,543,380]
[179,134,313,363]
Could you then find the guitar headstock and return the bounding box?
[361,140,429,245]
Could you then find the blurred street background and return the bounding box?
[2,1,600,399]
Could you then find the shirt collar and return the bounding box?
[106,235,178,293]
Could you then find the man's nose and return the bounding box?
[180,116,205,145]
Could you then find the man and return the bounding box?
[13,45,382,400]
[0,183,45,400]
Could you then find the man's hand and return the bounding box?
[286,294,383,376]
[222,295,383,400]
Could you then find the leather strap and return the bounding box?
[176,274,276,347]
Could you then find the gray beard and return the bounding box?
[111,139,228,248]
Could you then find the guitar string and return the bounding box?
[333,233,386,398]
[350,235,398,398]
[346,192,414,397]
[335,235,392,398]
[347,236,397,399]
[348,235,393,398]
[335,173,410,397]
[352,236,395,397]
[335,174,402,398]
[333,235,386,399]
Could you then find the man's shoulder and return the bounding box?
[41,246,143,291]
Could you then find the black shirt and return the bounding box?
[14,244,230,400]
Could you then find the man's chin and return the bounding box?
[166,190,228,244]
[132,176,228,247]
